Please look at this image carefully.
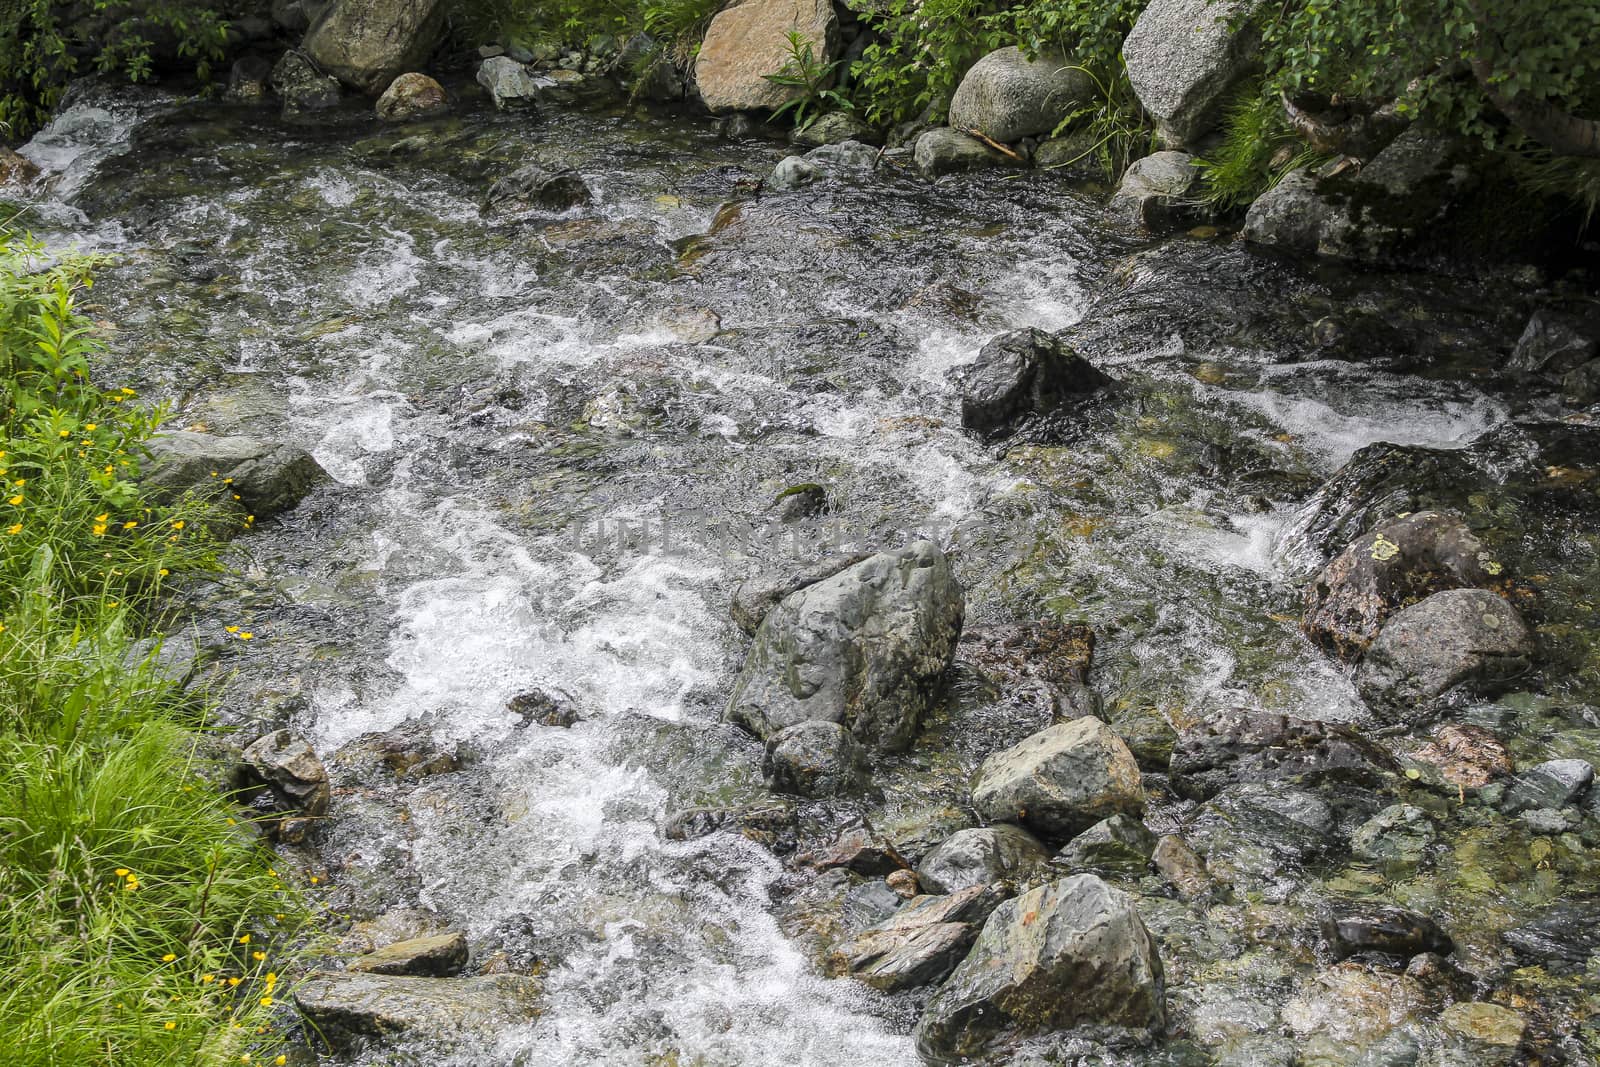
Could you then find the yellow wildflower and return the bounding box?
[114,868,129,877]
[161,953,176,962]
[6,524,20,535]
[7,496,21,506]
[238,933,251,945]
[252,950,265,961]
[164,1021,176,1031]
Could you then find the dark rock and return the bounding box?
[834,884,1005,991]
[971,717,1145,840]
[269,50,342,115]
[915,824,1051,894]
[1321,901,1453,962]
[915,875,1165,1059]
[661,802,796,851]
[144,430,326,520]
[304,0,447,95]
[1185,783,1336,884]
[1507,309,1599,379]
[913,128,1019,178]
[773,482,828,521]
[954,327,1111,435]
[1563,358,1600,407]
[792,111,879,147]
[348,931,470,976]
[1350,804,1437,865]
[376,72,449,121]
[1500,758,1594,815]
[1502,900,1600,971]
[485,162,593,215]
[507,688,582,727]
[477,56,542,109]
[1151,834,1214,900]
[726,540,964,752]
[1303,510,1497,659]
[1055,813,1157,874]
[1355,589,1535,718]
[294,972,539,1050]
[812,827,910,876]
[238,730,330,841]
[1168,707,1397,801]
[1408,725,1513,789]
[225,56,273,103]
[947,47,1093,143]
[958,621,1096,715]
[340,722,464,780]
[729,552,868,637]
[763,721,869,798]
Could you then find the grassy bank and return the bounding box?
[0,232,305,1066]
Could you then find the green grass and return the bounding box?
[0,231,308,1066]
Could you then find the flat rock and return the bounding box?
[144,430,326,519]
[294,971,539,1050]
[1350,804,1437,865]
[1500,758,1594,815]
[1408,724,1513,789]
[348,931,470,976]
[1169,707,1395,801]
[834,884,1004,991]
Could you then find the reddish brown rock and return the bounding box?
[376,72,449,121]
[693,0,838,114]
[0,146,39,186]
[1410,724,1513,788]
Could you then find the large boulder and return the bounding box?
[834,884,1005,991]
[913,127,1019,178]
[1355,589,1534,718]
[1109,151,1202,228]
[303,0,447,95]
[1123,0,1263,147]
[1168,707,1396,801]
[1242,127,1475,263]
[954,327,1111,434]
[730,552,868,636]
[144,430,326,519]
[1302,510,1497,659]
[694,0,838,114]
[970,717,1145,840]
[947,47,1094,144]
[915,875,1165,1059]
[726,540,964,752]
[293,972,539,1051]
[916,824,1052,894]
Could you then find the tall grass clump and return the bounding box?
[0,231,306,1066]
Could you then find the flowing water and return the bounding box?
[13,79,1600,1065]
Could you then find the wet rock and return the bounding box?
[144,430,326,520]
[835,884,1005,991]
[340,721,464,780]
[376,72,449,121]
[1055,813,1156,874]
[507,688,581,728]
[1439,1002,1526,1048]
[970,717,1145,840]
[947,47,1093,143]
[1562,358,1600,406]
[225,56,273,103]
[238,730,330,840]
[792,111,879,147]
[1282,965,1429,1044]
[661,802,796,851]
[1302,510,1496,659]
[913,128,1017,178]
[485,162,593,216]
[812,827,910,876]
[294,972,539,1050]
[1151,834,1214,900]
[0,146,40,186]
[1355,589,1535,718]
[1243,128,1476,263]
[1499,758,1594,815]
[953,327,1111,435]
[1169,708,1396,801]
[769,155,819,191]
[694,0,838,113]
[1321,901,1453,962]
[1123,0,1263,147]
[915,824,1051,894]
[915,875,1165,1059]
[773,482,828,521]
[272,0,327,32]
[1502,900,1600,971]
[303,0,446,95]
[1109,151,1202,228]
[958,621,1096,716]
[1031,129,1101,175]
[729,552,867,636]
[763,721,869,798]
[1507,308,1599,379]
[726,540,964,752]
[337,908,448,956]
[804,139,880,172]
[778,867,902,965]
[123,635,204,693]
[1105,701,1177,769]
[1185,783,1336,885]
[886,869,920,898]
[477,56,542,110]
[1409,724,1513,789]
[270,51,342,115]
[348,931,470,977]
[1350,804,1437,865]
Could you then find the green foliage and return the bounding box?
[447,0,640,52]
[0,232,306,1066]
[765,29,852,130]
[1195,84,1323,208]
[1045,59,1156,178]
[852,0,1011,126]
[1507,145,1600,226]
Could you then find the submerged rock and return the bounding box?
[485,162,593,215]
[913,128,1018,178]
[294,972,539,1050]
[953,327,1111,435]
[1355,589,1534,718]
[1408,724,1513,789]
[660,802,795,851]
[970,717,1145,840]
[1321,901,1453,962]
[303,0,446,94]
[1502,900,1600,971]
[915,875,1164,1059]
[1439,1002,1526,1048]
[915,824,1051,894]
[1499,758,1594,815]
[376,72,449,121]
[811,827,910,876]
[477,56,542,110]
[835,884,1004,991]
[726,540,964,752]
[269,51,342,115]
[1184,782,1336,886]
[1169,707,1396,801]
[1151,834,1214,900]
[694,0,838,113]
[947,47,1093,144]
[1123,0,1262,146]
[347,931,470,977]
[1350,804,1437,865]
[144,430,326,519]
[1302,510,1496,659]
[763,720,869,798]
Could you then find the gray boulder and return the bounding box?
[913,128,1018,178]
[955,327,1111,434]
[834,884,1004,991]
[1500,759,1594,815]
[1123,0,1263,146]
[915,875,1165,1059]
[144,430,325,519]
[947,47,1093,143]
[694,0,838,113]
[303,0,446,95]
[1109,150,1202,228]
[763,721,869,798]
[806,139,880,171]
[485,162,593,215]
[1055,813,1157,874]
[376,72,448,121]
[730,552,868,636]
[970,717,1145,839]
[769,155,819,191]
[916,824,1052,894]
[1184,782,1335,886]
[477,56,542,110]
[793,111,880,147]
[726,540,964,752]
[294,972,539,1050]
[347,931,470,977]
[1355,589,1534,718]
[269,51,341,114]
